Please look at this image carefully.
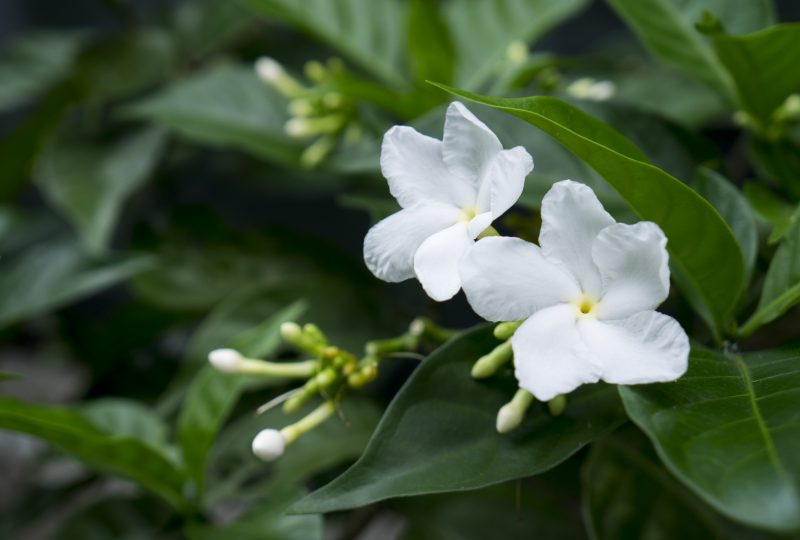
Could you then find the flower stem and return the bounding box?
[280,401,337,445]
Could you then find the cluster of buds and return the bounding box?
[735,93,800,141]
[472,321,566,434]
[255,56,360,168]
[209,318,453,462]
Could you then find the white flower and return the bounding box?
[460,180,689,401]
[363,102,533,301]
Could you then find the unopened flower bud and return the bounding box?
[255,57,304,96]
[322,92,344,109]
[280,322,303,342]
[252,428,285,461]
[494,321,523,341]
[548,394,567,416]
[304,60,327,82]
[208,348,243,373]
[496,389,534,433]
[471,342,513,378]
[289,98,315,117]
[506,40,528,64]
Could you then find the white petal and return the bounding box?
[381,126,475,208]
[579,310,689,385]
[466,211,493,238]
[460,237,580,322]
[364,204,460,282]
[512,304,601,401]
[477,146,533,219]
[413,222,473,301]
[592,222,670,320]
[442,102,503,188]
[539,180,615,297]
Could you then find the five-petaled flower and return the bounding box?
[460,180,689,400]
[363,102,533,301]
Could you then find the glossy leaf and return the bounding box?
[695,168,757,287]
[292,327,626,514]
[35,128,165,254]
[177,301,307,496]
[0,238,153,329]
[241,0,407,87]
[714,24,800,123]
[740,214,800,337]
[620,347,800,533]
[605,0,749,103]
[124,64,302,164]
[0,396,186,509]
[436,86,745,332]
[444,0,589,89]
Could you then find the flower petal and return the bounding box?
[442,102,503,189]
[512,303,601,401]
[381,126,474,208]
[477,146,533,219]
[413,222,473,301]
[539,180,615,297]
[460,237,580,322]
[592,222,670,320]
[364,204,460,282]
[579,310,689,385]
[466,211,493,238]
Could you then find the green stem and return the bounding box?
[281,401,336,444]
[238,358,316,378]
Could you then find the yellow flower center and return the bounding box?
[459,205,478,224]
[572,295,599,319]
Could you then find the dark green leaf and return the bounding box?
[583,429,728,540]
[605,0,747,102]
[714,24,800,124]
[54,495,171,540]
[177,301,307,497]
[620,347,800,533]
[0,238,153,329]
[0,396,186,510]
[124,64,302,164]
[740,213,800,336]
[35,128,165,254]
[407,0,456,86]
[240,0,407,87]
[292,327,625,514]
[436,86,745,333]
[695,168,758,287]
[444,0,589,89]
[743,182,796,244]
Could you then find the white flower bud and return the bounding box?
[496,403,524,433]
[255,57,286,86]
[208,348,243,373]
[252,429,285,461]
[280,322,303,342]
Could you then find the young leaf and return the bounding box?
[35,128,165,255]
[620,347,800,533]
[407,0,456,86]
[124,64,302,165]
[0,396,186,510]
[240,0,407,87]
[291,327,626,514]
[177,301,307,497]
[714,24,800,124]
[605,0,742,103]
[740,214,800,337]
[444,0,589,90]
[0,238,153,329]
[435,86,745,334]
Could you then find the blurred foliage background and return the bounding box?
[1,0,800,539]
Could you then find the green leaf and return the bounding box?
[695,168,758,287]
[407,0,455,86]
[740,214,800,337]
[605,0,748,103]
[292,327,625,514]
[444,0,589,89]
[436,86,745,333]
[81,398,171,455]
[0,31,87,112]
[240,0,407,87]
[714,24,800,124]
[0,238,153,329]
[177,301,307,497]
[124,64,302,164]
[583,429,731,540]
[35,128,165,255]
[743,182,796,244]
[620,347,800,533]
[0,396,186,509]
